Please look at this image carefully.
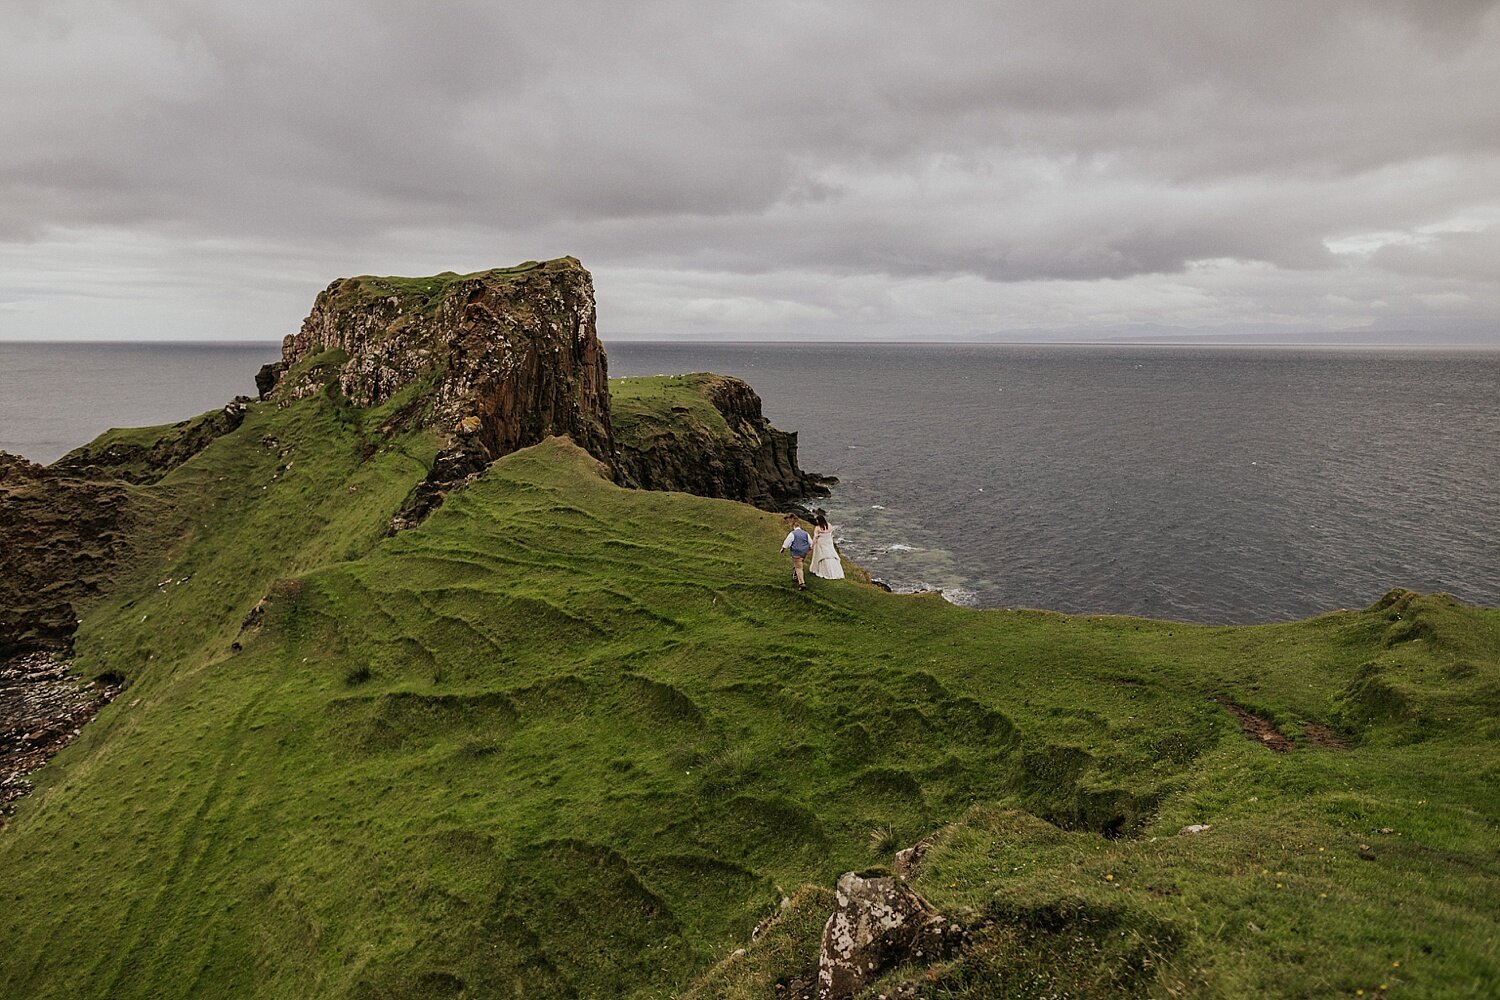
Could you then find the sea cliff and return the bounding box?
[259,259,615,466]
[612,372,835,511]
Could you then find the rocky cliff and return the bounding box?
[0,453,140,657]
[611,373,834,511]
[259,258,614,463]
[256,257,618,530]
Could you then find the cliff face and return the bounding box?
[611,373,834,511]
[259,258,614,468]
[0,453,139,657]
[256,257,618,531]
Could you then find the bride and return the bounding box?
[808,513,845,580]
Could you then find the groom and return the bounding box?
[779,516,812,591]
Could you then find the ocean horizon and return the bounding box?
[4,339,1496,625]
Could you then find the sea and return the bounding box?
[3,340,1496,624]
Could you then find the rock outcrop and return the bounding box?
[259,257,615,466]
[0,453,139,658]
[613,373,834,512]
[256,257,618,530]
[817,871,952,999]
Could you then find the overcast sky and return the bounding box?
[3,0,1498,343]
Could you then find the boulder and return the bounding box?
[817,871,947,999]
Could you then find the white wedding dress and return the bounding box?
[808,527,845,580]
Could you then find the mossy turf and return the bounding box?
[324,261,549,316]
[2,384,1498,999]
[55,407,249,484]
[609,374,734,443]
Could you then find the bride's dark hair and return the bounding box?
[814,514,829,529]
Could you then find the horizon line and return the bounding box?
[2,337,1497,351]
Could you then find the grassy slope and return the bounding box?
[1,384,1497,999]
[609,374,733,443]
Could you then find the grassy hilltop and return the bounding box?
[2,371,1498,999]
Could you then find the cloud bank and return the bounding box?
[3,0,1498,341]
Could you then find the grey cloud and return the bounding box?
[1,0,1498,341]
[1370,229,1500,282]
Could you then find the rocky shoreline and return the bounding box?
[0,652,122,831]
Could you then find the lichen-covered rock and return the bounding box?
[817,871,947,999]
[260,257,614,470]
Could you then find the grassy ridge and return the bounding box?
[2,385,1497,999]
[609,375,734,442]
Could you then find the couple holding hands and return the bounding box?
[779,512,844,590]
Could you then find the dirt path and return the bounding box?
[1217,698,1295,753]
[1217,698,1352,753]
[1302,722,1351,750]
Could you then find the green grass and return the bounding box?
[609,374,734,443]
[55,407,248,484]
[1,383,1497,999]
[322,261,550,318]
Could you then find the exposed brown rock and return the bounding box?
[0,453,140,658]
[262,257,614,467]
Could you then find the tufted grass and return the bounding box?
[1,382,1497,999]
[609,373,734,443]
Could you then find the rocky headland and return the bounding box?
[0,257,831,825]
[612,372,835,512]
[254,258,617,531]
[251,257,828,528]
